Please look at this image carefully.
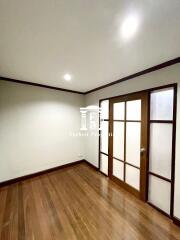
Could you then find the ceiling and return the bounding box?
[0,0,180,92]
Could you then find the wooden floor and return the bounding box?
[0,163,179,240]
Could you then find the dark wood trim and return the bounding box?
[126,120,142,123]
[146,92,151,201]
[111,176,141,199]
[85,57,180,94]
[147,84,177,219]
[99,83,177,102]
[0,76,83,95]
[113,157,124,163]
[100,152,109,157]
[2,58,179,95]
[108,100,113,177]
[0,159,99,188]
[150,120,173,124]
[171,84,177,217]
[173,217,180,227]
[148,202,170,218]
[113,157,140,171]
[148,171,171,183]
[110,91,149,103]
[126,162,140,170]
[99,170,109,177]
[113,119,125,122]
[84,160,99,171]
[140,92,149,201]
[113,119,141,123]
[112,158,140,170]
[0,160,85,187]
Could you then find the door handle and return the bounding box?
[140,148,146,153]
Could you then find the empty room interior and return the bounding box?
[1,1,180,239]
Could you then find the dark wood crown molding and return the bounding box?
[84,57,180,94]
[0,76,84,94]
[1,57,180,95]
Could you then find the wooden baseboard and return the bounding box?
[147,202,170,218]
[111,175,141,200]
[0,160,85,187]
[0,159,99,187]
[99,171,108,177]
[84,160,99,171]
[173,217,180,227]
[1,158,179,229]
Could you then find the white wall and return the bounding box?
[0,80,85,182]
[84,63,180,220]
[1,64,180,220]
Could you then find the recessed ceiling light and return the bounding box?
[63,73,72,81]
[121,15,139,39]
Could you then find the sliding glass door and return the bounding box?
[99,84,176,217]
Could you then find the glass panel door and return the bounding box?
[99,85,176,216]
[109,92,148,200]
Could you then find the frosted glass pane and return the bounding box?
[113,102,125,120]
[126,122,141,167]
[101,100,109,119]
[113,122,124,160]
[150,88,174,120]
[100,121,109,154]
[149,123,172,179]
[100,154,108,175]
[126,100,141,120]
[113,159,124,180]
[126,165,140,190]
[148,175,171,214]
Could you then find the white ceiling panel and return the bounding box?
[0,0,180,92]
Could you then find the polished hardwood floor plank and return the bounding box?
[0,187,8,235]
[0,163,179,240]
[40,174,78,240]
[73,165,180,240]
[18,182,25,240]
[50,170,97,240]
[0,184,18,240]
[30,178,54,240]
[23,180,43,240]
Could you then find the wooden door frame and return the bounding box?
[108,92,148,201]
[146,84,177,218]
[99,83,177,219]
